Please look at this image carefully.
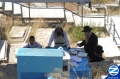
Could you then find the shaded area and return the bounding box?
[0,64,17,79]
[90,56,120,78]
[90,60,114,78]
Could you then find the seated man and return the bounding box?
[46,24,70,49]
[23,36,42,48]
[77,26,104,62]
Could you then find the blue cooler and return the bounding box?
[17,48,63,79]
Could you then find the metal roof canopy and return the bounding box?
[0,0,90,4]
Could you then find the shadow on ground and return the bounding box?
[90,57,118,78]
[0,64,17,79]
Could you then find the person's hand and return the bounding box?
[46,46,51,48]
[67,47,71,50]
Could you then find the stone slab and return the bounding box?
[9,26,31,43]
[10,27,26,38]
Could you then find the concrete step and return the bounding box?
[1,2,13,15]
[98,37,120,57]
[65,10,74,23]
[73,13,105,26]
[110,16,120,45]
[13,3,21,15]
[21,6,64,19]
[114,37,120,45]
[93,4,119,7]
[0,2,3,8]
[4,2,12,11]
[73,14,81,26]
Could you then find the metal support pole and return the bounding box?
[12,2,14,15]
[2,1,5,14]
[113,24,115,42]
[81,5,83,26]
[63,2,66,25]
[12,2,14,26]
[77,4,79,14]
[98,0,100,6]
[104,6,107,28]
[107,14,109,26]
[119,0,120,7]
[46,2,48,8]
[29,2,30,23]
[20,4,25,24]
[104,7,106,28]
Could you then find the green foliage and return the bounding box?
[66,24,105,43]
[92,0,114,4]
[66,26,84,43]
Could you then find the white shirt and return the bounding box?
[23,42,42,48]
[48,30,70,47]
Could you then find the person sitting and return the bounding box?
[77,26,104,62]
[46,24,71,49]
[23,36,42,48]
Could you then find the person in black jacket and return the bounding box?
[77,26,98,61]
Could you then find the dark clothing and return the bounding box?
[90,55,104,62]
[90,45,104,62]
[79,33,98,58]
[95,45,104,56]
[79,33,105,62]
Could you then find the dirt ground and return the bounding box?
[0,44,25,79]
[0,63,17,79]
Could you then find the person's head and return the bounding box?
[82,26,92,37]
[29,36,35,45]
[55,24,63,35]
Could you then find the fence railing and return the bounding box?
[106,15,120,45]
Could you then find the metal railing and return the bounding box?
[106,15,120,45]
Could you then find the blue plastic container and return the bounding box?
[17,48,63,79]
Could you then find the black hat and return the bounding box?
[82,26,92,32]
